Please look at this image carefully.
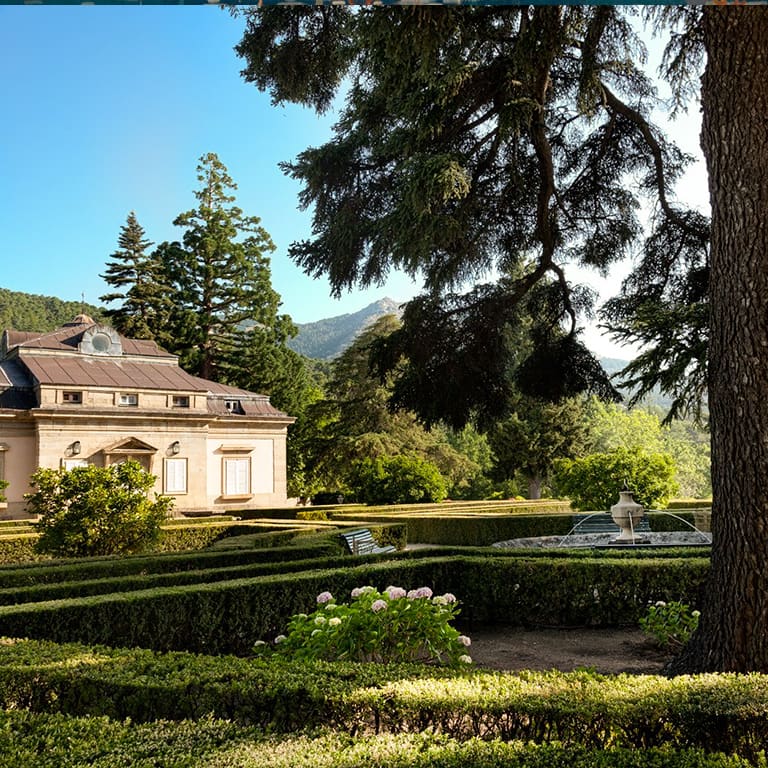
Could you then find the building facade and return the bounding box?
[0,315,294,518]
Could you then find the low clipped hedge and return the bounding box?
[0,519,315,566]
[0,712,757,768]
[0,552,392,606]
[0,536,342,589]
[0,639,767,759]
[339,513,575,546]
[667,499,713,510]
[0,534,45,566]
[158,521,302,551]
[0,554,708,655]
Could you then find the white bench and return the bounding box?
[339,528,396,555]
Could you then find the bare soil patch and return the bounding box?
[465,626,671,675]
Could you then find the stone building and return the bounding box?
[0,315,293,518]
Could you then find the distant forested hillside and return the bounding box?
[288,298,403,360]
[0,288,104,333]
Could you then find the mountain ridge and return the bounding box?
[287,297,404,360]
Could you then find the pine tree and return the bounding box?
[100,212,170,340]
[161,152,282,381]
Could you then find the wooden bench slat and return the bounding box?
[340,528,396,555]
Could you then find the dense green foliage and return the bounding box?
[0,552,707,653]
[585,399,711,498]
[302,316,482,499]
[352,454,448,505]
[0,533,339,583]
[0,288,103,332]
[555,448,679,511]
[488,395,588,499]
[27,462,173,557]
[100,211,169,340]
[0,715,758,768]
[0,637,766,762]
[236,6,706,426]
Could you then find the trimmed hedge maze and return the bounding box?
[0,508,753,768]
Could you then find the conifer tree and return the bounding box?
[161,152,286,382]
[100,212,170,340]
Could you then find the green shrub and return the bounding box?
[352,455,448,505]
[345,513,575,546]
[0,552,373,606]
[1,639,768,759]
[640,600,701,651]
[0,534,47,565]
[257,585,472,666]
[0,537,342,588]
[554,448,679,511]
[667,498,713,510]
[0,554,707,654]
[297,509,330,521]
[27,461,173,557]
[0,712,759,768]
[159,523,301,552]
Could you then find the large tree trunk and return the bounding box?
[527,475,542,500]
[670,8,768,673]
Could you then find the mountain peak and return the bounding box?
[288,298,404,360]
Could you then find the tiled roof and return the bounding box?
[6,323,172,358]
[22,355,200,391]
[0,359,33,390]
[0,319,291,420]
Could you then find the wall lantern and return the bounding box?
[70,441,81,456]
[170,441,181,456]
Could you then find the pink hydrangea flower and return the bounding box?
[371,599,388,613]
[386,586,407,600]
[441,593,457,603]
[408,586,433,599]
[317,591,334,604]
[458,635,471,647]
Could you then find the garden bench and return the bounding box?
[339,528,396,555]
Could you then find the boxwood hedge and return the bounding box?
[0,713,758,768]
[0,554,707,655]
[0,639,767,759]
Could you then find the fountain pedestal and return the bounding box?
[610,485,647,544]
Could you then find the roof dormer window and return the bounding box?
[79,325,122,356]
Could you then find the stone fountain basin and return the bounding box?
[492,531,712,549]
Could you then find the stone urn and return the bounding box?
[610,483,646,544]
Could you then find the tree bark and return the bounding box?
[670,7,768,673]
[527,476,542,500]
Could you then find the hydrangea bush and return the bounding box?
[255,585,472,666]
[639,600,701,650]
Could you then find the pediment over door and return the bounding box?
[101,437,158,472]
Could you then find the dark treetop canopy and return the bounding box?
[236,5,708,427]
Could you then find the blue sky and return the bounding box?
[1,7,707,356]
[1,6,420,324]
